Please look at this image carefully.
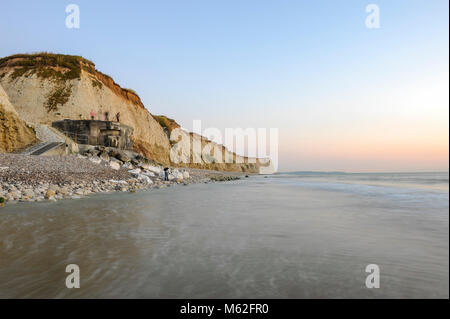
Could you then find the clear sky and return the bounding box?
[1,0,448,172]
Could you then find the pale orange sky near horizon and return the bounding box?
[175,33,449,172]
[183,66,449,172]
[276,69,449,172]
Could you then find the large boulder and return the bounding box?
[173,171,184,180]
[45,189,56,199]
[142,170,155,177]
[86,148,100,157]
[142,164,162,174]
[109,161,121,170]
[99,151,110,162]
[128,168,141,177]
[89,156,101,164]
[115,151,131,163]
[137,174,153,184]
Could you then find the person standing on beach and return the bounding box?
[115,112,120,122]
[90,110,95,120]
[104,111,109,121]
[164,167,169,181]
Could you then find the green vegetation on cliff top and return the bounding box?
[153,115,180,135]
[0,53,140,98]
[0,52,146,111]
[0,52,94,82]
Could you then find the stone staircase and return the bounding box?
[32,123,66,143]
[20,123,67,156]
[21,141,63,156]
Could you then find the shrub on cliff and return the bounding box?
[154,115,180,136]
[0,52,93,82]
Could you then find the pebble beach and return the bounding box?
[0,152,243,205]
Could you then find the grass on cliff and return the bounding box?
[0,52,147,110]
[91,78,103,89]
[123,88,137,95]
[0,52,94,68]
[45,85,73,112]
[1,52,94,83]
[1,52,120,92]
[154,115,180,136]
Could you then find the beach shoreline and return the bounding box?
[0,153,246,206]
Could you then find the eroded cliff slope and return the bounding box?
[0,53,263,172]
[0,83,36,153]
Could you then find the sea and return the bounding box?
[0,172,448,298]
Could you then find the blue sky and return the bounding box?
[0,0,448,171]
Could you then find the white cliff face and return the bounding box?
[0,70,171,163]
[169,128,265,173]
[258,160,276,174]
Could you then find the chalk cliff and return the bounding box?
[0,53,170,164]
[0,53,265,172]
